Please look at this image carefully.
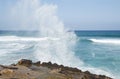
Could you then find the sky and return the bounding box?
[0,0,120,30]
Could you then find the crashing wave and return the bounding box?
[90,39,120,44]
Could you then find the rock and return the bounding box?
[41,62,53,68]
[0,69,14,74]
[0,66,3,70]
[40,62,112,79]
[5,59,111,79]
[33,61,41,66]
[50,68,61,73]
[84,71,91,74]
[17,59,32,67]
[0,65,18,70]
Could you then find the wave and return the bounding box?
[0,36,59,42]
[79,38,92,43]
[89,39,120,44]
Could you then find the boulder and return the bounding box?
[17,59,32,67]
[33,61,41,66]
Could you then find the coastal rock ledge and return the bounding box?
[0,59,112,79]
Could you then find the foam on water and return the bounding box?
[0,42,26,56]
[90,39,120,45]
[0,36,59,42]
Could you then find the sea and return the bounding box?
[0,30,120,79]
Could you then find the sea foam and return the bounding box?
[90,39,120,45]
[0,36,59,42]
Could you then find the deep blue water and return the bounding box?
[75,30,120,37]
[0,30,120,79]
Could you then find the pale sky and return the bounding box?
[0,0,120,30]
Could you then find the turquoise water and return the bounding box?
[0,30,120,78]
[75,31,120,78]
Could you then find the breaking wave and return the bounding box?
[90,39,120,44]
[0,36,59,42]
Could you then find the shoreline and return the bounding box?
[0,59,112,79]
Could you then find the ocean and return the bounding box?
[0,30,120,79]
[75,30,120,79]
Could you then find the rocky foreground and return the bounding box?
[0,59,112,79]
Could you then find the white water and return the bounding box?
[0,36,59,42]
[90,39,120,45]
[10,0,83,67]
[4,0,116,78]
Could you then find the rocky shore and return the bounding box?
[0,59,112,79]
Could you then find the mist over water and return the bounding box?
[32,1,82,66]
[0,0,117,78]
[10,0,83,67]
